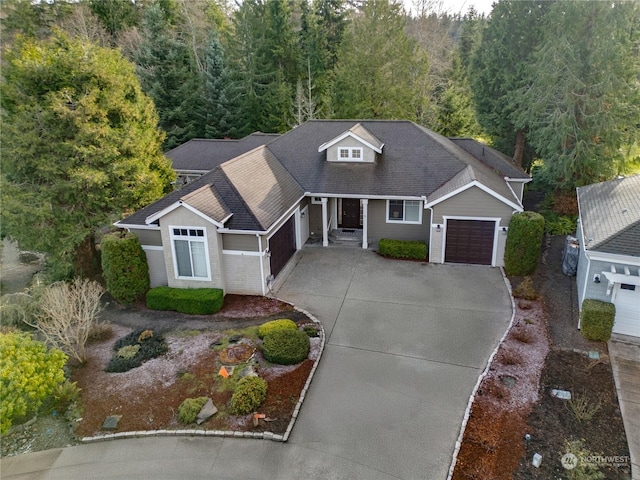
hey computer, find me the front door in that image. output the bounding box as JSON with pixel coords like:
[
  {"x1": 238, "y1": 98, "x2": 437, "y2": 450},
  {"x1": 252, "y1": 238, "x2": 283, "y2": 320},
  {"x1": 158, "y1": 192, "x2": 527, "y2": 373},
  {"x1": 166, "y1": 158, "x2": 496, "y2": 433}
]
[{"x1": 341, "y1": 199, "x2": 361, "y2": 229}]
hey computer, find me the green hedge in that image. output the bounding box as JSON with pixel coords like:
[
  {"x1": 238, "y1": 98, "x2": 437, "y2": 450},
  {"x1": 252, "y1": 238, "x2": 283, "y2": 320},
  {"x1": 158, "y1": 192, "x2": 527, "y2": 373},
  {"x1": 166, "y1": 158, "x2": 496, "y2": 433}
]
[
  {"x1": 101, "y1": 232, "x2": 150, "y2": 304},
  {"x1": 262, "y1": 329, "x2": 310, "y2": 365},
  {"x1": 378, "y1": 238, "x2": 427, "y2": 260},
  {"x1": 229, "y1": 376, "x2": 267, "y2": 415},
  {"x1": 580, "y1": 299, "x2": 615, "y2": 341},
  {"x1": 258, "y1": 319, "x2": 298, "y2": 339},
  {"x1": 146, "y1": 287, "x2": 224, "y2": 315},
  {"x1": 504, "y1": 212, "x2": 545, "y2": 276}
]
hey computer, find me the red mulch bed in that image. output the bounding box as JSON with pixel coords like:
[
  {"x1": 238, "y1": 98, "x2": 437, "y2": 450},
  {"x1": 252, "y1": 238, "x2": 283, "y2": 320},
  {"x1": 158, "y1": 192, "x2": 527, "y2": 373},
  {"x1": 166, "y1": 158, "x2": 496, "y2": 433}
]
[{"x1": 73, "y1": 296, "x2": 319, "y2": 438}]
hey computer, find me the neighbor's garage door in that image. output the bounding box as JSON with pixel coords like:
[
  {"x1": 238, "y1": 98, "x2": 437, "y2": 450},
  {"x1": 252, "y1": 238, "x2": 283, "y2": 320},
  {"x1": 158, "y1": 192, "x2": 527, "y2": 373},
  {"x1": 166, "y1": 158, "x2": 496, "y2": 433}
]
[
  {"x1": 445, "y1": 220, "x2": 495, "y2": 265},
  {"x1": 612, "y1": 284, "x2": 640, "y2": 337},
  {"x1": 269, "y1": 216, "x2": 296, "y2": 278}
]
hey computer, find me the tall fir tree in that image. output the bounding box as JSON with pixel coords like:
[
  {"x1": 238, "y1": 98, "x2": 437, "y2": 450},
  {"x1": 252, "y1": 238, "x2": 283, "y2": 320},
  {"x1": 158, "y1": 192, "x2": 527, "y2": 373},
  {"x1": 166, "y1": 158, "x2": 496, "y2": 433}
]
[
  {"x1": 512, "y1": 1, "x2": 640, "y2": 188},
  {"x1": 136, "y1": 3, "x2": 203, "y2": 149}
]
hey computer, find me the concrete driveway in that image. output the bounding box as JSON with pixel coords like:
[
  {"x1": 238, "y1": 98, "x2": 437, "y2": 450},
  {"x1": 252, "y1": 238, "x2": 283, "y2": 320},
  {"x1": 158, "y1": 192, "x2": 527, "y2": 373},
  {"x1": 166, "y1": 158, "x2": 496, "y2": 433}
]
[{"x1": 1, "y1": 247, "x2": 512, "y2": 480}]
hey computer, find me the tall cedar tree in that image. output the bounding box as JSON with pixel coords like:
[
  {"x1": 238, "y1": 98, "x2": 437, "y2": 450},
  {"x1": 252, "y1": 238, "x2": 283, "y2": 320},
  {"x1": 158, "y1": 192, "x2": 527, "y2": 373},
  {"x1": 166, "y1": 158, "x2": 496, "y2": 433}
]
[
  {"x1": 512, "y1": 1, "x2": 640, "y2": 188},
  {"x1": 331, "y1": 0, "x2": 429, "y2": 121},
  {"x1": 470, "y1": 0, "x2": 552, "y2": 169},
  {"x1": 0, "y1": 32, "x2": 174, "y2": 278},
  {"x1": 136, "y1": 3, "x2": 203, "y2": 149}
]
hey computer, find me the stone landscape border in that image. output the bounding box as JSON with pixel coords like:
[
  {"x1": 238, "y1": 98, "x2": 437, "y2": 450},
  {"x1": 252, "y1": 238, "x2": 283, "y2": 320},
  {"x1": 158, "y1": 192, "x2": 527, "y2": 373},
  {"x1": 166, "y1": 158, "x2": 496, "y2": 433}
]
[
  {"x1": 80, "y1": 303, "x2": 325, "y2": 444},
  {"x1": 446, "y1": 268, "x2": 517, "y2": 480}
]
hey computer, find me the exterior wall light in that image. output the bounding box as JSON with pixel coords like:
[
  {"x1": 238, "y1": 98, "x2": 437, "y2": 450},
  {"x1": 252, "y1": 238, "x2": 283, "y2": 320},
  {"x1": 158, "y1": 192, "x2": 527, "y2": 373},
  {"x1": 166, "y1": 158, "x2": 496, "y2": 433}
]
[{"x1": 436, "y1": 224, "x2": 441, "y2": 232}]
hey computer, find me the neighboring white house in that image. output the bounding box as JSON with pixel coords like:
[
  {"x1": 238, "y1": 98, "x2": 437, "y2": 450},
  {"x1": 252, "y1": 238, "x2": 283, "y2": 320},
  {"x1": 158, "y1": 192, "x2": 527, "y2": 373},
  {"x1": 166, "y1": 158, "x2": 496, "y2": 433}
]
[
  {"x1": 576, "y1": 175, "x2": 640, "y2": 338},
  {"x1": 116, "y1": 120, "x2": 530, "y2": 296}
]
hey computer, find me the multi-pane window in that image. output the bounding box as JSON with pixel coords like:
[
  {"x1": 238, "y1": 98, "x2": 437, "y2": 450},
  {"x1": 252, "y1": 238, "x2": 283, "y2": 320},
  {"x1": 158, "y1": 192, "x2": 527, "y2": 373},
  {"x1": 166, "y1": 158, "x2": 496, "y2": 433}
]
[
  {"x1": 387, "y1": 200, "x2": 421, "y2": 223},
  {"x1": 337, "y1": 147, "x2": 363, "y2": 161},
  {"x1": 171, "y1": 228, "x2": 209, "y2": 279}
]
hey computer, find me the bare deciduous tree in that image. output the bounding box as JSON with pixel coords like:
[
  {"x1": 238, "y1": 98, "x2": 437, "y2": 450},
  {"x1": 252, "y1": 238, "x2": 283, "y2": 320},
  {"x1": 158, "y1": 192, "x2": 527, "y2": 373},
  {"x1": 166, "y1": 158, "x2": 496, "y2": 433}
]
[{"x1": 23, "y1": 278, "x2": 104, "y2": 365}]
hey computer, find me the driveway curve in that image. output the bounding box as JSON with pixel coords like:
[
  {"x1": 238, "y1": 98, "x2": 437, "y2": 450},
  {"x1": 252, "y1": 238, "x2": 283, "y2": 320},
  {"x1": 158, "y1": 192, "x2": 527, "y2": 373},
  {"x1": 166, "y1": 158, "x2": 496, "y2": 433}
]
[{"x1": 1, "y1": 247, "x2": 512, "y2": 480}]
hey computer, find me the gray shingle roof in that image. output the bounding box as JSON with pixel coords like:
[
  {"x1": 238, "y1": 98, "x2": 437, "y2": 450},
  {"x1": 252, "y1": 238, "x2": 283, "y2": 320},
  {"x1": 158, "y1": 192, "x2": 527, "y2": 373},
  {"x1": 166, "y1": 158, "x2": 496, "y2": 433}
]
[
  {"x1": 577, "y1": 175, "x2": 640, "y2": 257},
  {"x1": 119, "y1": 120, "x2": 529, "y2": 232},
  {"x1": 449, "y1": 138, "x2": 529, "y2": 179},
  {"x1": 166, "y1": 132, "x2": 280, "y2": 172}
]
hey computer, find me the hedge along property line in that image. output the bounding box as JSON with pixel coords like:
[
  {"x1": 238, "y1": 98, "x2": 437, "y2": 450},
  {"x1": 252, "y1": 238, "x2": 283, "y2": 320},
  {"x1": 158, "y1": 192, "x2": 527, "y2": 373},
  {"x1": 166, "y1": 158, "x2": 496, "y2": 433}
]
[
  {"x1": 146, "y1": 287, "x2": 224, "y2": 315},
  {"x1": 446, "y1": 267, "x2": 518, "y2": 480},
  {"x1": 79, "y1": 303, "x2": 326, "y2": 444},
  {"x1": 378, "y1": 238, "x2": 427, "y2": 260},
  {"x1": 504, "y1": 211, "x2": 545, "y2": 276},
  {"x1": 580, "y1": 299, "x2": 615, "y2": 341}
]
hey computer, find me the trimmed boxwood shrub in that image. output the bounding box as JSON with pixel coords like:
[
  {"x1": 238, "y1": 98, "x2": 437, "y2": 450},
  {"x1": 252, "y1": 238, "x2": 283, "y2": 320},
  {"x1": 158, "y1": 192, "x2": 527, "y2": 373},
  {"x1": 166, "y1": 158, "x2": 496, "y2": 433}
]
[
  {"x1": 101, "y1": 232, "x2": 150, "y2": 305},
  {"x1": 580, "y1": 299, "x2": 615, "y2": 341},
  {"x1": 262, "y1": 329, "x2": 310, "y2": 365},
  {"x1": 229, "y1": 376, "x2": 267, "y2": 415},
  {"x1": 105, "y1": 328, "x2": 168, "y2": 372},
  {"x1": 258, "y1": 319, "x2": 298, "y2": 339},
  {"x1": 504, "y1": 212, "x2": 545, "y2": 276},
  {"x1": 378, "y1": 238, "x2": 427, "y2": 260},
  {"x1": 178, "y1": 396, "x2": 209, "y2": 424},
  {"x1": 146, "y1": 287, "x2": 224, "y2": 315}
]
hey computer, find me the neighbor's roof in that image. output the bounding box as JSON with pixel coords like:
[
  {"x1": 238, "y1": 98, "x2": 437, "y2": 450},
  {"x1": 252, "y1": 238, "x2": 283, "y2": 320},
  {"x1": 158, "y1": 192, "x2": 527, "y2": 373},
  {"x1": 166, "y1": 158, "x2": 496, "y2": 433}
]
[
  {"x1": 166, "y1": 132, "x2": 280, "y2": 172},
  {"x1": 577, "y1": 175, "x2": 640, "y2": 257}
]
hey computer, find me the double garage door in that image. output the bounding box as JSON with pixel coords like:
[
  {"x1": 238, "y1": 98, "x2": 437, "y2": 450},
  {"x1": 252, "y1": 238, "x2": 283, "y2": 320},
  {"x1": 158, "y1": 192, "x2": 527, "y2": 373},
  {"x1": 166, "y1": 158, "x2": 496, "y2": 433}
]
[
  {"x1": 445, "y1": 219, "x2": 495, "y2": 265},
  {"x1": 269, "y1": 216, "x2": 296, "y2": 278}
]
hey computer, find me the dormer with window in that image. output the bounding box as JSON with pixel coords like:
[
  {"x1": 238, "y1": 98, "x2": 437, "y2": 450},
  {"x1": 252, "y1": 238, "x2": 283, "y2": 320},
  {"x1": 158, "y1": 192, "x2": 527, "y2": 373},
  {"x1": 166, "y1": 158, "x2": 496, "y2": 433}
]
[{"x1": 318, "y1": 123, "x2": 384, "y2": 163}]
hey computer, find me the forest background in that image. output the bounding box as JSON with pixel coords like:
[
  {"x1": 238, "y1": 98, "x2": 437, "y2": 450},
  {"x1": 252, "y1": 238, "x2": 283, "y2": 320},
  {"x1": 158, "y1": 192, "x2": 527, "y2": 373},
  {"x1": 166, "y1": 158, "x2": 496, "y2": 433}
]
[{"x1": 1, "y1": 0, "x2": 639, "y2": 276}]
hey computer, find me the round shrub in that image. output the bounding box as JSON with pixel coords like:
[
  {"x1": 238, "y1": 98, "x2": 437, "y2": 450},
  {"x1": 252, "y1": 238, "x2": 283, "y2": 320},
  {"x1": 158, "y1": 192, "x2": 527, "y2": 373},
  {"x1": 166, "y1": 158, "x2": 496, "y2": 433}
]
[
  {"x1": 257, "y1": 319, "x2": 298, "y2": 339},
  {"x1": 101, "y1": 232, "x2": 150, "y2": 305},
  {"x1": 178, "y1": 397, "x2": 209, "y2": 424},
  {"x1": 229, "y1": 376, "x2": 267, "y2": 415},
  {"x1": 262, "y1": 329, "x2": 310, "y2": 365}
]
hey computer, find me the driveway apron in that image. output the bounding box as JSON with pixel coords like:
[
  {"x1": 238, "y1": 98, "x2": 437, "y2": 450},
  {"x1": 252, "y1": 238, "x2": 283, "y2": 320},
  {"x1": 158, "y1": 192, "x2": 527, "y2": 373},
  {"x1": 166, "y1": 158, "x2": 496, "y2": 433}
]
[{"x1": 0, "y1": 246, "x2": 512, "y2": 480}]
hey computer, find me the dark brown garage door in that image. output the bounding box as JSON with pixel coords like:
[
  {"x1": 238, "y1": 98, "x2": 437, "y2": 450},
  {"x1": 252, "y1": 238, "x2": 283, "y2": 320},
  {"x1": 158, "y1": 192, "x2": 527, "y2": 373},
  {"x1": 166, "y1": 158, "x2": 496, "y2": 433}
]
[
  {"x1": 445, "y1": 220, "x2": 495, "y2": 265},
  {"x1": 269, "y1": 216, "x2": 296, "y2": 278}
]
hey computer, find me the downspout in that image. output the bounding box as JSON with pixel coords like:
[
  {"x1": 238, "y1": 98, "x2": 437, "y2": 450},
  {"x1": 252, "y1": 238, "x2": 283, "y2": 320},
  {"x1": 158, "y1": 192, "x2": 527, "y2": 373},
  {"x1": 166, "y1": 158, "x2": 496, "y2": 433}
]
[{"x1": 257, "y1": 233, "x2": 267, "y2": 296}]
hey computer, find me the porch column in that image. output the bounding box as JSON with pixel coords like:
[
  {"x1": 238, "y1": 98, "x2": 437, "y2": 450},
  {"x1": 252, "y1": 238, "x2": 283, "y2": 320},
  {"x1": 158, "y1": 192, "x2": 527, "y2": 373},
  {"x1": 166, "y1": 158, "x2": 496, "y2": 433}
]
[
  {"x1": 361, "y1": 199, "x2": 368, "y2": 249},
  {"x1": 321, "y1": 197, "x2": 329, "y2": 247}
]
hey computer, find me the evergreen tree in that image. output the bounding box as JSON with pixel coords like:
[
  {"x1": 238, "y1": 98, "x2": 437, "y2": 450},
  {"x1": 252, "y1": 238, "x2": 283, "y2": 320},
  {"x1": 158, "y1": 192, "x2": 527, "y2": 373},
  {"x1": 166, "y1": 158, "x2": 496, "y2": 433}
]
[
  {"x1": 513, "y1": 1, "x2": 640, "y2": 188},
  {"x1": 202, "y1": 32, "x2": 231, "y2": 138},
  {"x1": 136, "y1": 3, "x2": 203, "y2": 149},
  {"x1": 470, "y1": 0, "x2": 551, "y2": 168},
  {"x1": 0, "y1": 32, "x2": 174, "y2": 278},
  {"x1": 331, "y1": 0, "x2": 429, "y2": 121}
]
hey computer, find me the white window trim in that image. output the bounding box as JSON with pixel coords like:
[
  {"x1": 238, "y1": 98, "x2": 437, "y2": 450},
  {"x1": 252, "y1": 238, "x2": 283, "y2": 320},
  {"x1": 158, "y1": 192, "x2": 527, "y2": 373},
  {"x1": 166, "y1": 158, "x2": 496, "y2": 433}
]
[
  {"x1": 311, "y1": 196, "x2": 323, "y2": 205},
  {"x1": 337, "y1": 147, "x2": 363, "y2": 162},
  {"x1": 386, "y1": 200, "x2": 423, "y2": 224},
  {"x1": 169, "y1": 226, "x2": 211, "y2": 281}
]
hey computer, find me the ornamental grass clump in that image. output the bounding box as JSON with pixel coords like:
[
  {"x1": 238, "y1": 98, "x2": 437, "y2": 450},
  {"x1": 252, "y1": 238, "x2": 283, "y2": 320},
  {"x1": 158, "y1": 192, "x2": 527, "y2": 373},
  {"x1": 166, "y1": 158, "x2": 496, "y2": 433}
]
[
  {"x1": 262, "y1": 328, "x2": 310, "y2": 365},
  {"x1": 257, "y1": 319, "x2": 298, "y2": 339},
  {"x1": 229, "y1": 377, "x2": 267, "y2": 415}
]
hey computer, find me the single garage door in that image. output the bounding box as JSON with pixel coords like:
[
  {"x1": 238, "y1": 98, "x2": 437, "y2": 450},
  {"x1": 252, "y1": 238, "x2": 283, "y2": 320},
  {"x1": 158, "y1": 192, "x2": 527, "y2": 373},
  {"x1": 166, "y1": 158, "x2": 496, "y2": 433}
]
[
  {"x1": 445, "y1": 219, "x2": 495, "y2": 265},
  {"x1": 612, "y1": 284, "x2": 640, "y2": 337},
  {"x1": 269, "y1": 216, "x2": 296, "y2": 278}
]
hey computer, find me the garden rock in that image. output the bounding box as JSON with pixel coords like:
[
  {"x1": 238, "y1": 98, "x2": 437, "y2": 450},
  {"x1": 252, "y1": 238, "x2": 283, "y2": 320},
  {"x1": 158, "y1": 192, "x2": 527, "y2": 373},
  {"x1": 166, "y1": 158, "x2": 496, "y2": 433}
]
[{"x1": 196, "y1": 398, "x2": 217, "y2": 425}]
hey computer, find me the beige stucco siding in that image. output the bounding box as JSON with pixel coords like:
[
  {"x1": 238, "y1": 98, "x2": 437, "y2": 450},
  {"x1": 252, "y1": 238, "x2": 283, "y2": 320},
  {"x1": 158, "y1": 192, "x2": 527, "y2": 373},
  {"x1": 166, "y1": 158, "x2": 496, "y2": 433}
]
[
  {"x1": 159, "y1": 207, "x2": 225, "y2": 290},
  {"x1": 327, "y1": 138, "x2": 376, "y2": 163},
  {"x1": 366, "y1": 199, "x2": 430, "y2": 243},
  {"x1": 222, "y1": 253, "x2": 264, "y2": 295},
  {"x1": 432, "y1": 186, "x2": 514, "y2": 225},
  {"x1": 222, "y1": 234, "x2": 260, "y2": 252},
  {"x1": 142, "y1": 247, "x2": 168, "y2": 287}
]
